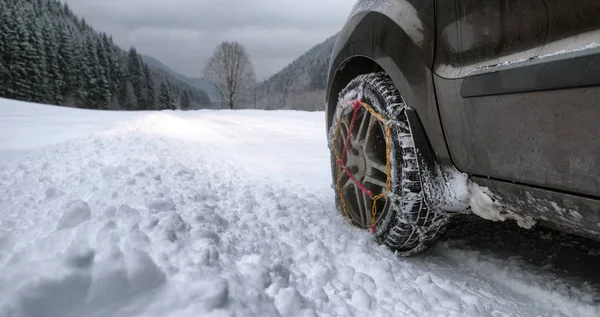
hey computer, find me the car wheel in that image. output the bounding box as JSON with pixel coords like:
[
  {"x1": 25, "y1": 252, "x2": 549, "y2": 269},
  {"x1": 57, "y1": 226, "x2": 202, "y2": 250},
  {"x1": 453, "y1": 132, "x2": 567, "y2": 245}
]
[{"x1": 328, "y1": 72, "x2": 449, "y2": 256}]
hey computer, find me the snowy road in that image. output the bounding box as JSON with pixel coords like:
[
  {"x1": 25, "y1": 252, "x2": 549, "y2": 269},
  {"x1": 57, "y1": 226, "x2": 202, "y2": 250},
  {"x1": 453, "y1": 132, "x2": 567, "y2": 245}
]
[{"x1": 1, "y1": 99, "x2": 599, "y2": 317}]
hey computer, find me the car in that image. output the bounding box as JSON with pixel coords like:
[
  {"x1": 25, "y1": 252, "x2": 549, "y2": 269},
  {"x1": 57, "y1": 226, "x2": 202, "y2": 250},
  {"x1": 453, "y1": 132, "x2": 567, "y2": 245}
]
[{"x1": 326, "y1": 0, "x2": 600, "y2": 256}]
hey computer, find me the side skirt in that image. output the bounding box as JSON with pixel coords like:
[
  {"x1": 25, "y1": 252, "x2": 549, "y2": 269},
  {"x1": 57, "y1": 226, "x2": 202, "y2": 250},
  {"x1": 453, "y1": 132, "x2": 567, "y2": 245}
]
[{"x1": 471, "y1": 176, "x2": 600, "y2": 240}]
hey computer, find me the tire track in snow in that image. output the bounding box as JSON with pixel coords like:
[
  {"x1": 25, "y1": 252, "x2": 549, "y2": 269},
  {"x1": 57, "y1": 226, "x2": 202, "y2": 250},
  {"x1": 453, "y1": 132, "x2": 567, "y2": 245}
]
[{"x1": 157, "y1": 114, "x2": 600, "y2": 316}]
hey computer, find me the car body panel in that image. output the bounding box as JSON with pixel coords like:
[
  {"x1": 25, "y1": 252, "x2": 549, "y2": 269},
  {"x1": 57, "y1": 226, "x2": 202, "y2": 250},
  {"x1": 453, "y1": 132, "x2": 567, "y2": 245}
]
[{"x1": 433, "y1": 0, "x2": 600, "y2": 198}]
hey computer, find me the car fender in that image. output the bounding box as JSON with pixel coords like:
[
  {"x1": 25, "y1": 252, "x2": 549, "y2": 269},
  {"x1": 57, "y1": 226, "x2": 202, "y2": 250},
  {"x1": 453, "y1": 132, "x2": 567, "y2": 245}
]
[{"x1": 326, "y1": 0, "x2": 449, "y2": 163}]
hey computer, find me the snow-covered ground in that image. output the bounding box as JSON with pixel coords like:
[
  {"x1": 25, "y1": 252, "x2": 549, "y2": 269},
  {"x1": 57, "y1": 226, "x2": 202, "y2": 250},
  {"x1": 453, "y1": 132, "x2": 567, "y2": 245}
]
[{"x1": 1, "y1": 98, "x2": 599, "y2": 317}]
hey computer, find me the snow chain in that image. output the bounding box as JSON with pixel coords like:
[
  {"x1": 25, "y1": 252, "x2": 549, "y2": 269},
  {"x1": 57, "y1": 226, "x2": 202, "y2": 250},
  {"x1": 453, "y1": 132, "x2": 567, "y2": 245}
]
[{"x1": 333, "y1": 97, "x2": 394, "y2": 233}]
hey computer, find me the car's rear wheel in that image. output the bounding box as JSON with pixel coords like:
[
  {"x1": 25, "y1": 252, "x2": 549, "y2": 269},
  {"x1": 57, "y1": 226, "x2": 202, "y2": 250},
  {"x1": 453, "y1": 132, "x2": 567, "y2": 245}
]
[{"x1": 328, "y1": 72, "x2": 449, "y2": 256}]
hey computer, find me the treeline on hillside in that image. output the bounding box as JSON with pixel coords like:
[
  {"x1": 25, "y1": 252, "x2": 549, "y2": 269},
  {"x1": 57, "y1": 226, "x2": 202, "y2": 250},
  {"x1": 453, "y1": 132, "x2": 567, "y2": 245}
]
[
  {"x1": 0, "y1": 0, "x2": 210, "y2": 110},
  {"x1": 257, "y1": 34, "x2": 337, "y2": 111}
]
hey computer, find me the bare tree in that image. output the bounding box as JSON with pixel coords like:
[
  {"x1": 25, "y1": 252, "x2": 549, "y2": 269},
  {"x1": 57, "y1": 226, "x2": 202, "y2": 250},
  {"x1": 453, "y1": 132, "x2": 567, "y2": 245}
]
[{"x1": 203, "y1": 41, "x2": 256, "y2": 110}]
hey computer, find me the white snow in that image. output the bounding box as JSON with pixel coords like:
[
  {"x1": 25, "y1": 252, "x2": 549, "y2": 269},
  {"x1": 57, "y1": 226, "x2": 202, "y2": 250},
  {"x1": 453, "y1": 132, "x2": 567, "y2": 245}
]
[
  {"x1": 56, "y1": 200, "x2": 92, "y2": 230},
  {"x1": 1, "y1": 98, "x2": 599, "y2": 317},
  {"x1": 469, "y1": 183, "x2": 536, "y2": 229},
  {"x1": 422, "y1": 165, "x2": 471, "y2": 213},
  {"x1": 537, "y1": 42, "x2": 600, "y2": 59}
]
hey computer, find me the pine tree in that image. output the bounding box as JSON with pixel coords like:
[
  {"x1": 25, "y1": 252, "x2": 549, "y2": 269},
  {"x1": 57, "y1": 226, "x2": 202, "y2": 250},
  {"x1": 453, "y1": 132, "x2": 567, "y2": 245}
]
[
  {"x1": 127, "y1": 47, "x2": 143, "y2": 109},
  {"x1": 78, "y1": 17, "x2": 88, "y2": 31},
  {"x1": 0, "y1": 3, "x2": 8, "y2": 97},
  {"x1": 33, "y1": 0, "x2": 46, "y2": 16},
  {"x1": 167, "y1": 81, "x2": 176, "y2": 110},
  {"x1": 57, "y1": 27, "x2": 76, "y2": 99},
  {"x1": 100, "y1": 34, "x2": 114, "y2": 88},
  {"x1": 116, "y1": 56, "x2": 130, "y2": 109},
  {"x1": 0, "y1": 7, "x2": 19, "y2": 99},
  {"x1": 8, "y1": 11, "x2": 34, "y2": 101},
  {"x1": 74, "y1": 37, "x2": 93, "y2": 107},
  {"x1": 108, "y1": 43, "x2": 126, "y2": 108},
  {"x1": 46, "y1": 0, "x2": 62, "y2": 17},
  {"x1": 27, "y1": 19, "x2": 47, "y2": 103},
  {"x1": 142, "y1": 63, "x2": 155, "y2": 109},
  {"x1": 180, "y1": 90, "x2": 191, "y2": 110},
  {"x1": 42, "y1": 23, "x2": 63, "y2": 104},
  {"x1": 95, "y1": 38, "x2": 112, "y2": 109},
  {"x1": 157, "y1": 81, "x2": 171, "y2": 110},
  {"x1": 62, "y1": 2, "x2": 72, "y2": 16}
]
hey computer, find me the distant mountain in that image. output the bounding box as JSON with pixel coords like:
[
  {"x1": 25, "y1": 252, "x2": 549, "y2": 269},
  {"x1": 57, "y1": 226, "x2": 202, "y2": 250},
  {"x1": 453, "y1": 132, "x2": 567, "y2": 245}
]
[
  {"x1": 142, "y1": 55, "x2": 220, "y2": 102},
  {"x1": 0, "y1": 0, "x2": 209, "y2": 110},
  {"x1": 142, "y1": 55, "x2": 188, "y2": 83},
  {"x1": 143, "y1": 33, "x2": 337, "y2": 111},
  {"x1": 258, "y1": 34, "x2": 337, "y2": 111},
  {"x1": 185, "y1": 77, "x2": 220, "y2": 102}
]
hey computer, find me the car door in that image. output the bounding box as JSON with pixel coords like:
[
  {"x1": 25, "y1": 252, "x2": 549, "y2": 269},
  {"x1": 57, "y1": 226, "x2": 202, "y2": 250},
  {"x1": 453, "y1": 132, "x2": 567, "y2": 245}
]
[{"x1": 433, "y1": 0, "x2": 600, "y2": 197}]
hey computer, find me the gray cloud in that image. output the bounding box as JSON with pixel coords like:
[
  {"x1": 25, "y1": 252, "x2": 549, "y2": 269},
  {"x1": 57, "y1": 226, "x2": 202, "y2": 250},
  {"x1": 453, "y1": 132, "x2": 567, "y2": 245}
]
[{"x1": 63, "y1": 0, "x2": 355, "y2": 80}]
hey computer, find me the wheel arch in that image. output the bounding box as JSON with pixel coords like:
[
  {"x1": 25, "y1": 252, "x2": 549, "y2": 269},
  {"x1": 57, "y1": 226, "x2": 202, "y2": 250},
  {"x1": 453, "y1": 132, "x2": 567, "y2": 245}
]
[
  {"x1": 326, "y1": 55, "x2": 382, "y2": 130},
  {"x1": 325, "y1": 8, "x2": 450, "y2": 162}
]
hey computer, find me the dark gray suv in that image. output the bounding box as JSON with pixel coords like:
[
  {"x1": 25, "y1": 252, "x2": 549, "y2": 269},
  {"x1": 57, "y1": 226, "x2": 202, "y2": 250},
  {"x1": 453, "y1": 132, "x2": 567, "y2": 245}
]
[{"x1": 326, "y1": 0, "x2": 600, "y2": 255}]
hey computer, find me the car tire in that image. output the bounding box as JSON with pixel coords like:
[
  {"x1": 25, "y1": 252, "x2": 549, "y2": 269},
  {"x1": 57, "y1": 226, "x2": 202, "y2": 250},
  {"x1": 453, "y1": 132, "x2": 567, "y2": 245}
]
[{"x1": 328, "y1": 72, "x2": 449, "y2": 256}]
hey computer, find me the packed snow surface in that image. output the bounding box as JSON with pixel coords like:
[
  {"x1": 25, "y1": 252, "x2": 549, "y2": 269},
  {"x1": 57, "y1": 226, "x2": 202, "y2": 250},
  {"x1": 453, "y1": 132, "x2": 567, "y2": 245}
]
[{"x1": 1, "y1": 98, "x2": 599, "y2": 317}]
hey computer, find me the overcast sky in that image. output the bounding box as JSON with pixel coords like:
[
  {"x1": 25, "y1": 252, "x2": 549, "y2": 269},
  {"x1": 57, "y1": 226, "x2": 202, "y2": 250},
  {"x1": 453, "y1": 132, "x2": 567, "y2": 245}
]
[{"x1": 62, "y1": 0, "x2": 355, "y2": 80}]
